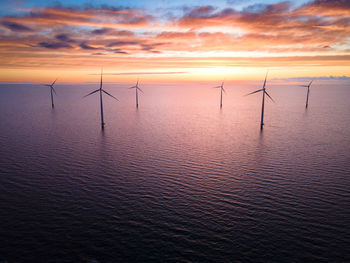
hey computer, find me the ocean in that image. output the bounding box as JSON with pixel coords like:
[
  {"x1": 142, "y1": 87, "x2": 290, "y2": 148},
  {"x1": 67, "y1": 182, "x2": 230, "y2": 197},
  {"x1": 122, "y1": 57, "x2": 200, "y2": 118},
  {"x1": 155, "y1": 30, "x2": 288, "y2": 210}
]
[{"x1": 0, "y1": 80, "x2": 349, "y2": 262}]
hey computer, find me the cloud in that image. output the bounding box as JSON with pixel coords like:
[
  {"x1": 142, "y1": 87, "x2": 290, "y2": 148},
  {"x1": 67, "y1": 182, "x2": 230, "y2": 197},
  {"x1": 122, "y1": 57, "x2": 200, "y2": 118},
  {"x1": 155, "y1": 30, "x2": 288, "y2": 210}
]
[
  {"x1": 2, "y1": 1, "x2": 347, "y2": 56},
  {"x1": 79, "y1": 42, "x2": 99, "y2": 50},
  {"x1": 55, "y1": 34, "x2": 75, "y2": 43},
  {"x1": 114, "y1": 50, "x2": 128, "y2": 54},
  {"x1": 1, "y1": 20, "x2": 33, "y2": 31},
  {"x1": 248, "y1": 1, "x2": 349, "y2": 34},
  {"x1": 114, "y1": 30, "x2": 135, "y2": 36},
  {"x1": 106, "y1": 41, "x2": 140, "y2": 47},
  {"x1": 171, "y1": 0, "x2": 350, "y2": 53},
  {"x1": 4, "y1": 6, "x2": 154, "y2": 28},
  {"x1": 79, "y1": 42, "x2": 128, "y2": 53},
  {"x1": 38, "y1": 42, "x2": 73, "y2": 49},
  {"x1": 141, "y1": 44, "x2": 158, "y2": 51},
  {"x1": 299, "y1": 0, "x2": 350, "y2": 15},
  {"x1": 91, "y1": 27, "x2": 112, "y2": 35},
  {"x1": 183, "y1": 5, "x2": 216, "y2": 18},
  {"x1": 104, "y1": 40, "x2": 165, "y2": 53},
  {"x1": 156, "y1": 31, "x2": 196, "y2": 39},
  {"x1": 90, "y1": 28, "x2": 135, "y2": 37},
  {"x1": 178, "y1": 2, "x2": 292, "y2": 28}
]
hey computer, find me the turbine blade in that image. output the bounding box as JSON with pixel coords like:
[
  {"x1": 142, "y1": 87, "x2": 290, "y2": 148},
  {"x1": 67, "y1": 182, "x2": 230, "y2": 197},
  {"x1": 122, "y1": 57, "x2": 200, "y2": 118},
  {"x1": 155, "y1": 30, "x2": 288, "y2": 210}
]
[
  {"x1": 52, "y1": 78, "x2": 57, "y2": 86},
  {"x1": 263, "y1": 71, "x2": 268, "y2": 89},
  {"x1": 222, "y1": 87, "x2": 226, "y2": 93},
  {"x1": 83, "y1": 89, "x2": 99, "y2": 98},
  {"x1": 102, "y1": 89, "x2": 119, "y2": 101},
  {"x1": 265, "y1": 91, "x2": 275, "y2": 102},
  {"x1": 129, "y1": 86, "x2": 137, "y2": 89},
  {"x1": 43, "y1": 84, "x2": 51, "y2": 87},
  {"x1": 299, "y1": 85, "x2": 309, "y2": 87},
  {"x1": 137, "y1": 87, "x2": 144, "y2": 93},
  {"x1": 245, "y1": 89, "x2": 263, "y2": 96},
  {"x1": 51, "y1": 87, "x2": 57, "y2": 95},
  {"x1": 100, "y1": 69, "x2": 103, "y2": 89},
  {"x1": 212, "y1": 86, "x2": 221, "y2": 89},
  {"x1": 309, "y1": 80, "x2": 313, "y2": 86}
]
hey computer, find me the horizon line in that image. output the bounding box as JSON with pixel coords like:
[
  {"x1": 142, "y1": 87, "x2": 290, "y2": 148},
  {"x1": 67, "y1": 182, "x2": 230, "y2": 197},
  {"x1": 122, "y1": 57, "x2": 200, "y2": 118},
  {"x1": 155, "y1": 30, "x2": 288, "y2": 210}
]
[
  {"x1": 1, "y1": 76, "x2": 350, "y2": 85},
  {"x1": 88, "y1": 72, "x2": 189, "y2": 76}
]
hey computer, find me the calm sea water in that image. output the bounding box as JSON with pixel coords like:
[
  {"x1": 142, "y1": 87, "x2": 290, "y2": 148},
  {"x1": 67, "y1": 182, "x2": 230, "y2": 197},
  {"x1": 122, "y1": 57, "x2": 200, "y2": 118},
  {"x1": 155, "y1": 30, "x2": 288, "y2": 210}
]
[{"x1": 0, "y1": 81, "x2": 349, "y2": 262}]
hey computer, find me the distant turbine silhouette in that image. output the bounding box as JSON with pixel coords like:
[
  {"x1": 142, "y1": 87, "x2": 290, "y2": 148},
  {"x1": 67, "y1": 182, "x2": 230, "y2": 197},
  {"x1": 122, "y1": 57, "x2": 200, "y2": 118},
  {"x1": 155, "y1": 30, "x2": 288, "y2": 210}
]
[
  {"x1": 84, "y1": 69, "x2": 118, "y2": 129},
  {"x1": 43, "y1": 79, "x2": 57, "y2": 108},
  {"x1": 245, "y1": 72, "x2": 275, "y2": 129},
  {"x1": 213, "y1": 81, "x2": 225, "y2": 107},
  {"x1": 129, "y1": 79, "x2": 143, "y2": 108},
  {"x1": 300, "y1": 80, "x2": 313, "y2": 108}
]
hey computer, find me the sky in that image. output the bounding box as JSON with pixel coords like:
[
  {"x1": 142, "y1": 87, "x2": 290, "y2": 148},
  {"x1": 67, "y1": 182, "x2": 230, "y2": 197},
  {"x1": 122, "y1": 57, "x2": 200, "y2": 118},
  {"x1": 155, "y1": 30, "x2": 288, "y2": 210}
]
[{"x1": 0, "y1": 0, "x2": 349, "y2": 83}]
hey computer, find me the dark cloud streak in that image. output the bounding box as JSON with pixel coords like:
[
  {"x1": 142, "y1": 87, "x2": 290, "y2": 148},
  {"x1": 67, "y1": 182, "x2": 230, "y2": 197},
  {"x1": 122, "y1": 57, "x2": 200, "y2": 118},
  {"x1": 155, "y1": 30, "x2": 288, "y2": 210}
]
[
  {"x1": 55, "y1": 34, "x2": 75, "y2": 43},
  {"x1": 79, "y1": 42, "x2": 99, "y2": 50},
  {"x1": 106, "y1": 41, "x2": 140, "y2": 47},
  {"x1": 91, "y1": 27, "x2": 112, "y2": 35},
  {"x1": 1, "y1": 21, "x2": 33, "y2": 32},
  {"x1": 38, "y1": 41, "x2": 73, "y2": 49}
]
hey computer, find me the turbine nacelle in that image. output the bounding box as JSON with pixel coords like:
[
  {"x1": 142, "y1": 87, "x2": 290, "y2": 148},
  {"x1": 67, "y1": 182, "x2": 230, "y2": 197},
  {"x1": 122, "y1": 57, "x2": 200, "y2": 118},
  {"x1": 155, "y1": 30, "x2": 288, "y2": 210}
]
[
  {"x1": 129, "y1": 79, "x2": 144, "y2": 93},
  {"x1": 83, "y1": 89, "x2": 119, "y2": 101},
  {"x1": 43, "y1": 78, "x2": 57, "y2": 94},
  {"x1": 299, "y1": 80, "x2": 313, "y2": 88},
  {"x1": 245, "y1": 72, "x2": 274, "y2": 102},
  {"x1": 83, "y1": 71, "x2": 119, "y2": 101},
  {"x1": 213, "y1": 81, "x2": 226, "y2": 93},
  {"x1": 245, "y1": 89, "x2": 275, "y2": 102}
]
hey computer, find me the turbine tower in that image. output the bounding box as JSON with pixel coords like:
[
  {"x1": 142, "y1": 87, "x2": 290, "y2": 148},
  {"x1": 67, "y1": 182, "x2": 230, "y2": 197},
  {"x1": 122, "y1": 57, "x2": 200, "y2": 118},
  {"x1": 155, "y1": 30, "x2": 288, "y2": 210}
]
[
  {"x1": 213, "y1": 81, "x2": 225, "y2": 107},
  {"x1": 84, "y1": 69, "x2": 118, "y2": 129},
  {"x1": 129, "y1": 79, "x2": 143, "y2": 108},
  {"x1": 43, "y1": 79, "x2": 57, "y2": 108},
  {"x1": 300, "y1": 80, "x2": 313, "y2": 108},
  {"x1": 245, "y1": 72, "x2": 274, "y2": 129}
]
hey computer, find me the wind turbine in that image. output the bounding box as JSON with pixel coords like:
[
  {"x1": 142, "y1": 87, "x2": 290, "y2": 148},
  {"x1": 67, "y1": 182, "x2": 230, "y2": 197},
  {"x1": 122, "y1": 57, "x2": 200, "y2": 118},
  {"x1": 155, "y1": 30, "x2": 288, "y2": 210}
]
[
  {"x1": 213, "y1": 81, "x2": 225, "y2": 107},
  {"x1": 129, "y1": 79, "x2": 143, "y2": 108},
  {"x1": 245, "y1": 72, "x2": 275, "y2": 129},
  {"x1": 43, "y1": 79, "x2": 57, "y2": 108},
  {"x1": 84, "y1": 69, "x2": 118, "y2": 129},
  {"x1": 300, "y1": 80, "x2": 313, "y2": 108}
]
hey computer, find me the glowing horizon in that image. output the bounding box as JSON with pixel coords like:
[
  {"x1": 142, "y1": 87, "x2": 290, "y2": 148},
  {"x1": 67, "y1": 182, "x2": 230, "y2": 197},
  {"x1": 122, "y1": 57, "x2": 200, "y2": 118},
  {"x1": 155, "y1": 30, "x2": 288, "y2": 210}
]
[{"x1": 0, "y1": 0, "x2": 349, "y2": 83}]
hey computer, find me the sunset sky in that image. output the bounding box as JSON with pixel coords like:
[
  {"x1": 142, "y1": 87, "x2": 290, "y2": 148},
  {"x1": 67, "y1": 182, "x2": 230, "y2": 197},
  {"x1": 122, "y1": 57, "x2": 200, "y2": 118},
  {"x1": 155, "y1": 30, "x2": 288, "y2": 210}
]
[{"x1": 0, "y1": 0, "x2": 349, "y2": 83}]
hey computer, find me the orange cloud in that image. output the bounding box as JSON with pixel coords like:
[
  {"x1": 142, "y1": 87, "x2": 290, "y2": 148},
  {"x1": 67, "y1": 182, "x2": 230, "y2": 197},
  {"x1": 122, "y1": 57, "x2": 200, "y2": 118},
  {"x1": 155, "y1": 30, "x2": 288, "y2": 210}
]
[{"x1": 1, "y1": 6, "x2": 154, "y2": 30}]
